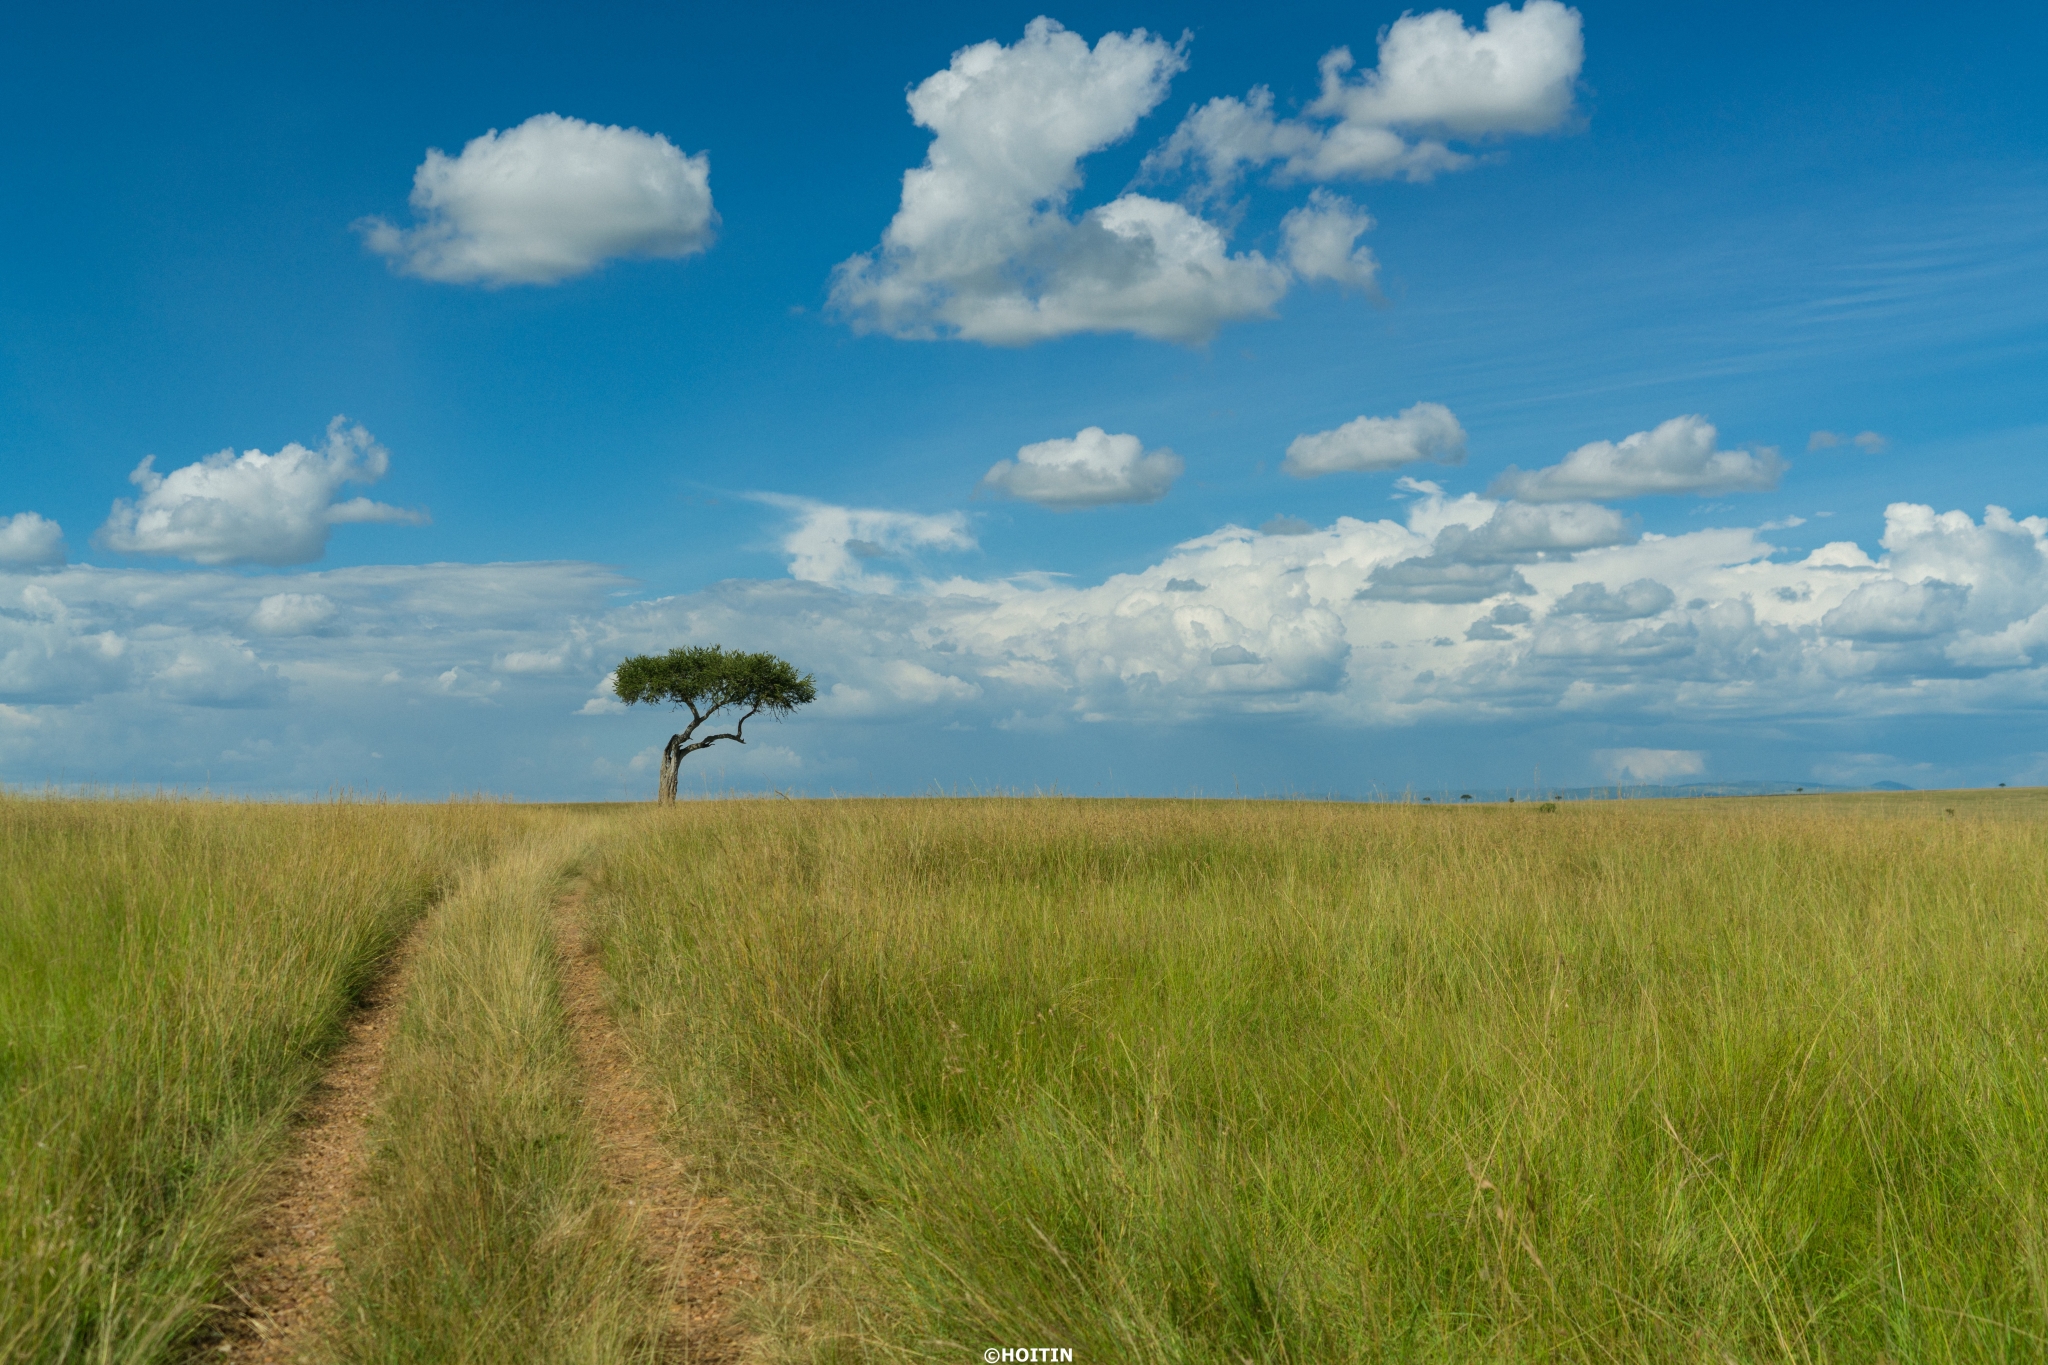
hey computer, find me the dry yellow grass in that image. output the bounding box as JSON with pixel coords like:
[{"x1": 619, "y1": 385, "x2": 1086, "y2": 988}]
[
  {"x1": 9, "y1": 790, "x2": 2045, "y2": 1362},
  {"x1": 588, "y1": 792, "x2": 2048, "y2": 1362}
]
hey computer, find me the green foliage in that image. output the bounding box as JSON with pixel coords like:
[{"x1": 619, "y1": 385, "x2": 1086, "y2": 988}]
[{"x1": 612, "y1": 645, "x2": 816, "y2": 719}]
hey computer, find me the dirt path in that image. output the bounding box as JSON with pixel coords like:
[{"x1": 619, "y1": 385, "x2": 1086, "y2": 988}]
[
  {"x1": 555, "y1": 883, "x2": 757, "y2": 1362},
  {"x1": 213, "y1": 918, "x2": 429, "y2": 1362}
]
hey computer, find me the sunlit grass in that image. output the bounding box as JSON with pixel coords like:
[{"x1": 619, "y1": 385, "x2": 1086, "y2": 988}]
[
  {"x1": 590, "y1": 793, "x2": 2048, "y2": 1362},
  {"x1": 10, "y1": 789, "x2": 2043, "y2": 1361},
  {"x1": 0, "y1": 796, "x2": 528, "y2": 1363},
  {"x1": 328, "y1": 829, "x2": 660, "y2": 1363}
]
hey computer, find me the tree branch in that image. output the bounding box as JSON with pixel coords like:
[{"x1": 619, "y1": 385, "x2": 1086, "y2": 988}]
[
  {"x1": 679, "y1": 735, "x2": 739, "y2": 757},
  {"x1": 673, "y1": 705, "x2": 762, "y2": 761}
]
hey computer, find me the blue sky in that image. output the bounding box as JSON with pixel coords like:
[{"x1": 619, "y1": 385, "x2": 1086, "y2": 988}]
[{"x1": 2, "y1": 0, "x2": 2045, "y2": 798}]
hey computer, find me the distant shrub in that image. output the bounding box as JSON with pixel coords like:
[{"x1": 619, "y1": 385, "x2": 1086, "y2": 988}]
[{"x1": 1538, "y1": 801, "x2": 1559, "y2": 812}]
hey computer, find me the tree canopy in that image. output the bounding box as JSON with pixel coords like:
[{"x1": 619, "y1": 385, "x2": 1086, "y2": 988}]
[
  {"x1": 614, "y1": 645, "x2": 816, "y2": 716},
  {"x1": 612, "y1": 645, "x2": 817, "y2": 802}
]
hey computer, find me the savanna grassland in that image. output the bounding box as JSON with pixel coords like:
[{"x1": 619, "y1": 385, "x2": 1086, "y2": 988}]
[
  {"x1": 4, "y1": 790, "x2": 2045, "y2": 1363},
  {"x1": 0, "y1": 796, "x2": 543, "y2": 1361}
]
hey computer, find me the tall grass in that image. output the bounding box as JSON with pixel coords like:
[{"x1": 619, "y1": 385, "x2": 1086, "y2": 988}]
[
  {"x1": 0, "y1": 796, "x2": 524, "y2": 1364},
  {"x1": 590, "y1": 794, "x2": 2048, "y2": 1362},
  {"x1": 328, "y1": 831, "x2": 660, "y2": 1363}
]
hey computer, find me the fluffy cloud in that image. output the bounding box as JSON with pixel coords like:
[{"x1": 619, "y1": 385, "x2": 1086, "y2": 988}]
[
  {"x1": 358, "y1": 113, "x2": 716, "y2": 286},
  {"x1": 1149, "y1": 1, "x2": 1583, "y2": 192},
  {"x1": 5, "y1": 492, "x2": 2047, "y2": 797},
  {"x1": 1821, "y1": 579, "x2": 1968, "y2": 643},
  {"x1": 619, "y1": 492, "x2": 2048, "y2": 732},
  {"x1": 151, "y1": 638, "x2": 285, "y2": 708},
  {"x1": 753, "y1": 495, "x2": 976, "y2": 593},
  {"x1": 829, "y1": 19, "x2": 1290, "y2": 344},
  {"x1": 249, "y1": 592, "x2": 337, "y2": 636},
  {"x1": 1489, "y1": 415, "x2": 1786, "y2": 502},
  {"x1": 1881, "y1": 502, "x2": 2048, "y2": 633},
  {"x1": 1436, "y1": 501, "x2": 1634, "y2": 562},
  {"x1": 0, "y1": 513, "x2": 65, "y2": 567},
  {"x1": 1, "y1": 560, "x2": 615, "y2": 713},
  {"x1": 1553, "y1": 578, "x2": 1676, "y2": 620},
  {"x1": 96, "y1": 418, "x2": 426, "y2": 566},
  {"x1": 0, "y1": 583, "x2": 130, "y2": 704},
  {"x1": 1359, "y1": 498, "x2": 1630, "y2": 602},
  {"x1": 1465, "y1": 600, "x2": 1532, "y2": 640},
  {"x1": 1279, "y1": 190, "x2": 1381, "y2": 288},
  {"x1": 1285, "y1": 401, "x2": 1466, "y2": 476},
  {"x1": 981, "y1": 427, "x2": 1183, "y2": 508}
]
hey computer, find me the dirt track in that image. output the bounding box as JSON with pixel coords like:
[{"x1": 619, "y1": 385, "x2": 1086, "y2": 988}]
[
  {"x1": 215, "y1": 921, "x2": 427, "y2": 1362},
  {"x1": 555, "y1": 883, "x2": 757, "y2": 1362},
  {"x1": 213, "y1": 876, "x2": 752, "y2": 1361}
]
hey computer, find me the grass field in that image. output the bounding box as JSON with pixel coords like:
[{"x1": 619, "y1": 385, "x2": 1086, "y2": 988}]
[
  {"x1": 589, "y1": 792, "x2": 2048, "y2": 1362},
  {"x1": 0, "y1": 797, "x2": 534, "y2": 1362},
  {"x1": 4, "y1": 789, "x2": 2045, "y2": 1362}
]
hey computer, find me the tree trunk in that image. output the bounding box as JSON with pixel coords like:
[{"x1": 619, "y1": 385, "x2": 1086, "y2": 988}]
[{"x1": 657, "y1": 737, "x2": 681, "y2": 804}]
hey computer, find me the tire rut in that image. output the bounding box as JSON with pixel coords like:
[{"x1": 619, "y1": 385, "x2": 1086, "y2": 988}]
[
  {"x1": 555, "y1": 882, "x2": 757, "y2": 1363},
  {"x1": 213, "y1": 915, "x2": 430, "y2": 1362}
]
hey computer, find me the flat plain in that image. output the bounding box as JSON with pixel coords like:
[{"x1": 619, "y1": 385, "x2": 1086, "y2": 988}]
[{"x1": 4, "y1": 789, "x2": 2044, "y2": 1362}]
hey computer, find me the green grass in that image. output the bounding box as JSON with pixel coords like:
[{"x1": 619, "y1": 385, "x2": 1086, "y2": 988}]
[
  {"x1": 328, "y1": 828, "x2": 660, "y2": 1364},
  {"x1": 0, "y1": 796, "x2": 525, "y2": 1363},
  {"x1": 9, "y1": 791, "x2": 2045, "y2": 1362},
  {"x1": 588, "y1": 795, "x2": 2048, "y2": 1363}
]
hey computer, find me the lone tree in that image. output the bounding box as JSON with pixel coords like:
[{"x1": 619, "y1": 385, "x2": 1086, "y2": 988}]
[{"x1": 613, "y1": 645, "x2": 817, "y2": 803}]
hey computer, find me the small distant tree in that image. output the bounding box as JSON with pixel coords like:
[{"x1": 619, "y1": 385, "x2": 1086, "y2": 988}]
[{"x1": 613, "y1": 645, "x2": 817, "y2": 803}]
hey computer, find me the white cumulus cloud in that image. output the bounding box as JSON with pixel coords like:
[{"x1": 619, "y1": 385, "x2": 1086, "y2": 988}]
[
  {"x1": 828, "y1": 19, "x2": 1290, "y2": 345},
  {"x1": 1552, "y1": 578, "x2": 1676, "y2": 620},
  {"x1": 152, "y1": 638, "x2": 285, "y2": 708},
  {"x1": 1285, "y1": 401, "x2": 1467, "y2": 476},
  {"x1": 0, "y1": 513, "x2": 65, "y2": 567},
  {"x1": 248, "y1": 592, "x2": 337, "y2": 636},
  {"x1": 1279, "y1": 190, "x2": 1381, "y2": 288},
  {"x1": 5, "y1": 492, "x2": 2048, "y2": 796},
  {"x1": 981, "y1": 427, "x2": 1183, "y2": 508},
  {"x1": 1358, "y1": 498, "x2": 1632, "y2": 603},
  {"x1": 1821, "y1": 579, "x2": 1969, "y2": 643},
  {"x1": 1489, "y1": 415, "x2": 1785, "y2": 502},
  {"x1": 1881, "y1": 502, "x2": 2048, "y2": 632},
  {"x1": 97, "y1": 417, "x2": 427, "y2": 566},
  {"x1": 357, "y1": 113, "x2": 716, "y2": 286},
  {"x1": 1148, "y1": 1, "x2": 1584, "y2": 192}
]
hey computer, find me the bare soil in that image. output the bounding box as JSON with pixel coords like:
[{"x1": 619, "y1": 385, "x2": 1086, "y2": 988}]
[
  {"x1": 556, "y1": 883, "x2": 757, "y2": 1363},
  {"x1": 212, "y1": 919, "x2": 429, "y2": 1362}
]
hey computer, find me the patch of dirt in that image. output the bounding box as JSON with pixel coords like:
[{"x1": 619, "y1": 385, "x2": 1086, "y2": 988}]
[
  {"x1": 212, "y1": 917, "x2": 429, "y2": 1362},
  {"x1": 556, "y1": 884, "x2": 758, "y2": 1363}
]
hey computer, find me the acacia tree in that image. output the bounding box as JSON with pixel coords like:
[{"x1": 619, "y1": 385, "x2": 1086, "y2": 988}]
[{"x1": 613, "y1": 645, "x2": 817, "y2": 803}]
